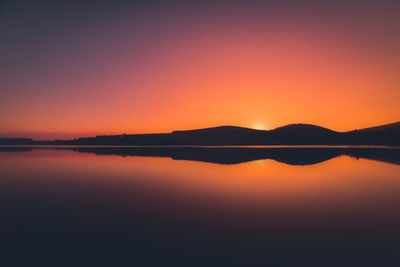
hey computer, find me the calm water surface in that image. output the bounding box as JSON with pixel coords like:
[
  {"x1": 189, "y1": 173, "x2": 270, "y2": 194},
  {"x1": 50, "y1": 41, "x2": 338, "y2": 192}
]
[{"x1": 1, "y1": 147, "x2": 399, "y2": 266}]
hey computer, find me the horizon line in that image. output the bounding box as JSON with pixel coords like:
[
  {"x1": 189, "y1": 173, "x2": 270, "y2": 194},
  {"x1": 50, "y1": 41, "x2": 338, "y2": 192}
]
[{"x1": 1, "y1": 120, "x2": 399, "y2": 141}]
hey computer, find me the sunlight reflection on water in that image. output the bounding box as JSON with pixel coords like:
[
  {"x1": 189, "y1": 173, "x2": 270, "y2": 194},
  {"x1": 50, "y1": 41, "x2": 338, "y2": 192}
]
[{"x1": 0, "y1": 147, "x2": 399, "y2": 266}]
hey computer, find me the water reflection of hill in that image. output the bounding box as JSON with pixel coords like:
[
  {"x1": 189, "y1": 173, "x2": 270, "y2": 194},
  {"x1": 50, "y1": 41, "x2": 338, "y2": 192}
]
[
  {"x1": 1, "y1": 146, "x2": 399, "y2": 166},
  {"x1": 67, "y1": 147, "x2": 400, "y2": 166}
]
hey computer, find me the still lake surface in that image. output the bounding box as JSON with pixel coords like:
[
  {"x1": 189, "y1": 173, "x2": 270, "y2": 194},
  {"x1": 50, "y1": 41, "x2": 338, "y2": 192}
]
[{"x1": 1, "y1": 146, "x2": 399, "y2": 266}]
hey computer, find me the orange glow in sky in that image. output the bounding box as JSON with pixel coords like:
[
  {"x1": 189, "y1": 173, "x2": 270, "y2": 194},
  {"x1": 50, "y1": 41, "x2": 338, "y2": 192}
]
[{"x1": 1, "y1": 3, "x2": 399, "y2": 139}]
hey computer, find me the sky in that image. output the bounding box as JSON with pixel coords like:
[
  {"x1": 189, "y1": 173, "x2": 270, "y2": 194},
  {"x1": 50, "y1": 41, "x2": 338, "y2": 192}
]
[{"x1": 1, "y1": 0, "x2": 399, "y2": 139}]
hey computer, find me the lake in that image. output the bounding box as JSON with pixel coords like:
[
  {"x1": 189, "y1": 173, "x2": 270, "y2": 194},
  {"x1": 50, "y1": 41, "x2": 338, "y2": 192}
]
[{"x1": 1, "y1": 146, "x2": 399, "y2": 266}]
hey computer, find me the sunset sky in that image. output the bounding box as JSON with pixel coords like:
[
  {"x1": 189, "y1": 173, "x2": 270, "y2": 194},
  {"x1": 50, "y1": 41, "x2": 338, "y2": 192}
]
[{"x1": 1, "y1": 0, "x2": 399, "y2": 139}]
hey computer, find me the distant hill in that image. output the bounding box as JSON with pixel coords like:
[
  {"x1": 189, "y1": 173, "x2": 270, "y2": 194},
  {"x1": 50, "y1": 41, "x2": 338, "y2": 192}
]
[
  {"x1": 171, "y1": 126, "x2": 267, "y2": 145},
  {"x1": 0, "y1": 138, "x2": 34, "y2": 145},
  {"x1": 272, "y1": 123, "x2": 337, "y2": 135},
  {"x1": 0, "y1": 121, "x2": 399, "y2": 145},
  {"x1": 172, "y1": 125, "x2": 265, "y2": 135},
  {"x1": 343, "y1": 121, "x2": 400, "y2": 145},
  {"x1": 269, "y1": 124, "x2": 339, "y2": 145},
  {"x1": 357, "y1": 121, "x2": 400, "y2": 132}
]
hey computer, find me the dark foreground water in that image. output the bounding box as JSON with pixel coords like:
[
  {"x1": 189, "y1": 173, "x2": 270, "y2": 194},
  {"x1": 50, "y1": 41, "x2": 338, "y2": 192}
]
[{"x1": 1, "y1": 146, "x2": 399, "y2": 266}]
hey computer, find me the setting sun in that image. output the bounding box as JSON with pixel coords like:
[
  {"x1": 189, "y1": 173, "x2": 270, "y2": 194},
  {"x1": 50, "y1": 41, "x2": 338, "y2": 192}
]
[{"x1": 251, "y1": 122, "x2": 268, "y2": 130}]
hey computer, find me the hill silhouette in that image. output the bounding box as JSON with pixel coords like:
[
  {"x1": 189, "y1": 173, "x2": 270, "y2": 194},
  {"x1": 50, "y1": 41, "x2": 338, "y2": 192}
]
[
  {"x1": 357, "y1": 121, "x2": 400, "y2": 132},
  {"x1": 0, "y1": 138, "x2": 34, "y2": 145},
  {"x1": 0, "y1": 121, "x2": 399, "y2": 145},
  {"x1": 342, "y1": 121, "x2": 400, "y2": 145}
]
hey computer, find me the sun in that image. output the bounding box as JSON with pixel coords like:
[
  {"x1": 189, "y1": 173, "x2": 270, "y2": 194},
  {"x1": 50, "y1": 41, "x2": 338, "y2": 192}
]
[{"x1": 251, "y1": 122, "x2": 268, "y2": 130}]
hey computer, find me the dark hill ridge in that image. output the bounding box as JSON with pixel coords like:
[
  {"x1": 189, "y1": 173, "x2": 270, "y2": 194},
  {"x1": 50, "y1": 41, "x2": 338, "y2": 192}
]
[
  {"x1": 342, "y1": 121, "x2": 400, "y2": 145},
  {"x1": 272, "y1": 123, "x2": 338, "y2": 135},
  {"x1": 357, "y1": 121, "x2": 400, "y2": 132},
  {"x1": 0, "y1": 138, "x2": 34, "y2": 145},
  {"x1": 269, "y1": 124, "x2": 339, "y2": 145},
  {"x1": 172, "y1": 125, "x2": 266, "y2": 135},
  {"x1": 0, "y1": 121, "x2": 399, "y2": 145},
  {"x1": 170, "y1": 125, "x2": 268, "y2": 145}
]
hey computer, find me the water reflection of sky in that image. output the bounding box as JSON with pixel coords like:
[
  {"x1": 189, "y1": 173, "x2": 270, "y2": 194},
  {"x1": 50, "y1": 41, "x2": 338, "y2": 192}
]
[{"x1": 1, "y1": 149, "x2": 399, "y2": 265}]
